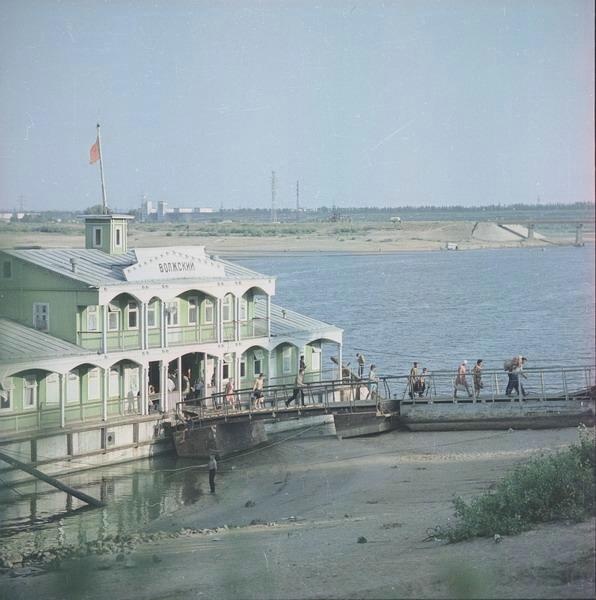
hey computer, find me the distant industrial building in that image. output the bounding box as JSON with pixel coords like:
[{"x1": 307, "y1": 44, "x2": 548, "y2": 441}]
[{"x1": 141, "y1": 199, "x2": 215, "y2": 222}]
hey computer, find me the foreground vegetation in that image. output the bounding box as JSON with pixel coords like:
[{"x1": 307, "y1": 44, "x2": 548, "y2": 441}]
[{"x1": 435, "y1": 426, "x2": 596, "y2": 542}]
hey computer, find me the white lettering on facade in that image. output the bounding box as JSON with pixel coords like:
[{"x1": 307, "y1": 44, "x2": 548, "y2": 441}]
[{"x1": 158, "y1": 261, "x2": 196, "y2": 274}]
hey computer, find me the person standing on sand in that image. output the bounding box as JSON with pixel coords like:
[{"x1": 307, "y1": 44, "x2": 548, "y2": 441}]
[
  {"x1": 472, "y1": 359, "x2": 484, "y2": 399},
  {"x1": 454, "y1": 360, "x2": 472, "y2": 398},
  {"x1": 208, "y1": 454, "x2": 217, "y2": 493}
]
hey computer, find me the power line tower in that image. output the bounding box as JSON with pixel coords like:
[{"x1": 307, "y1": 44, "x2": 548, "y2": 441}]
[
  {"x1": 271, "y1": 171, "x2": 277, "y2": 223},
  {"x1": 296, "y1": 180, "x2": 300, "y2": 221}
]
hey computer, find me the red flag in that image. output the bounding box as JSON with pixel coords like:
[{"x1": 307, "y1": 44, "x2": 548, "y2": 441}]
[{"x1": 89, "y1": 137, "x2": 100, "y2": 164}]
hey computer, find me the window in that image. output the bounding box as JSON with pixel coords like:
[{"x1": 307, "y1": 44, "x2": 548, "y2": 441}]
[
  {"x1": 188, "y1": 296, "x2": 198, "y2": 324},
  {"x1": 67, "y1": 371, "x2": 80, "y2": 404},
  {"x1": 147, "y1": 301, "x2": 157, "y2": 328},
  {"x1": 24, "y1": 376, "x2": 37, "y2": 409},
  {"x1": 240, "y1": 361, "x2": 246, "y2": 378},
  {"x1": 0, "y1": 388, "x2": 12, "y2": 411},
  {"x1": 93, "y1": 227, "x2": 102, "y2": 247},
  {"x1": 115, "y1": 227, "x2": 122, "y2": 247},
  {"x1": 312, "y1": 348, "x2": 321, "y2": 371},
  {"x1": 2, "y1": 260, "x2": 12, "y2": 279},
  {"x1": 108, "y1": 306, "x2": 120, "y2": 331},
  {"x1": 240, "y1": 297, "x2": 248, "y2": 321},
  {"x1": 282, "y1": 347, "x2": 292, "y2": 374},
  {"x1": 127, "y1": 301, "x2": 138, "y2": 329},
  {"x1": 88, "y1": 368, "x2": 100, "y2": 400},
  {"x1": 87, "y1": 305, "x2": 99, "y2": 331},
  {"x1": 222, "y1": 294, "x2": 233, "y2": 322},
  {"x1": 33, "y1": 303, "x2": 49, "y2": 331},
  {"x1": 204, "y1": 299, "x2": 214, "y2": 324},
  {"x1": 222, "y1": 362, "x2": 230, "y2": 380},
  {"x1": 45, "y1": 373, "x2": 59, "y2": 404},
  {"x1": 253, "y1": 350, "x2": 264, "y2": 376},
  {"x1": 109, "y1": 367, "x2": 120, "y2": 398},
  {"x1": 166, "y1": 301, "x2": 179, "y2": 326}
]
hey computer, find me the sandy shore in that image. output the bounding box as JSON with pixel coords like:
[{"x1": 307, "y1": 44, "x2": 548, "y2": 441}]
[
  {"x1": 3, "y1": 427, "x2": 594, "y2": 599},
  {"x1": 1, "y1": 221, "x2": 592, "y2": 255}
]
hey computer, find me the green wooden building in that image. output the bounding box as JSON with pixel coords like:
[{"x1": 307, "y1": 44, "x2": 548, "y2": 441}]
[{"x1": 0, "y1": 215, "x2": 342, "y2": 482}]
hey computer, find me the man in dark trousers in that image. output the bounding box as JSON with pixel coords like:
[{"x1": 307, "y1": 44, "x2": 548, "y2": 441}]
[{"x1": 208, "y1": 454, "x2": 217, "y2": 493}]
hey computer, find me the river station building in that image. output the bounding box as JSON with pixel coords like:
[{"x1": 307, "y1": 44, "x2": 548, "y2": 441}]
[{"x1": 0, "y1": 216, "x2": 342, "y2": 482}]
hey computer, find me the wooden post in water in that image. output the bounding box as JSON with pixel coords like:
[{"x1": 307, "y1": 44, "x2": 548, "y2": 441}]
[{"x1": 0, "y1": 450, "x2": 105, "y2": 508}]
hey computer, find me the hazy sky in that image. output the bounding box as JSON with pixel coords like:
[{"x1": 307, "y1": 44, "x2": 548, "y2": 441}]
[{"x1": 0, "y1": 0, "x2": 593, "y2": 212}]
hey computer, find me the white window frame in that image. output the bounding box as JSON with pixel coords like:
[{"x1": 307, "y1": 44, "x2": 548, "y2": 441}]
[
  {"x1": 87, "y1": 305, "x2": 99, "y2": 332},
  {"x1": 23, "y1": 376, "x2": 37, "y2": 409},
  {"x1": 93, "y1": 226, "x2": 102, "y2": 248},
  {"x1": 147, "y1": 300, "x2": 158, "y2": 328},
  {"x1": 166, "y1": 301, "x2": 179, "y2": 326},
  {"x1": 204, "y1": 299, "x2": 214, "y2": 324},
  {"x1": 311, "y1": 348, "x2": 322, "y2": 371},
  {"x1": 188, "y1": 296, "x2": 198, "y2": 325},
  {"x1": 33, "y1": 302, "x2": 50, "y2": 332},
  {"x1": 0, "y1": 388, "x2": 12, "y2": 411},
  {"x1": 109, "y1": 367, "x2": 121, "y2": 398},
  {"x1": 222, "y1": 294, "x2": 233, "y2": 323},
  {"x1": 45, "y1": 373, "x2": 59, "y2": 405},
  {"x1": 115, "y1": 226, "x2": 122, "y2": 247},
  {"x1": 127, "y1": 301, "x2": 138, "y2": 329},
  {"x1": 67, "y1": 370, "x2": 80, "y2": 404},
  {"x1": 240, "y1": 297, "x2": 248, "y2": 321},
  {"x1": 282, "y1": 347, "x2": 292, "y2": 374},
  {"x1": 87, "y1": 368, "x2": 100, "y2": 401},
  {"x1": 108, "y1": 306, "x2": 120, "y2": 331}
]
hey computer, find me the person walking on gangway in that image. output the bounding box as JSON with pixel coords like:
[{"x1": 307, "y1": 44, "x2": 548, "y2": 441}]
[
  {"x1": 408, "y1": 362, "x2": 420, "y2": 399},
  {"x1": 286, "y1": 368, "x2": 306, "y2": 407},
  {"x1": 365, "y1": 364, "x2": 378, "y2": 400},
  {"x1": 472, "y1": 359, "x2": 484, "y2": 399},
  {"x1": 454, "y1": 360, "x2": 473, "y2": 398},
  {"x1": 356, "y1": 353, "x2": 366, "y2": 379}
]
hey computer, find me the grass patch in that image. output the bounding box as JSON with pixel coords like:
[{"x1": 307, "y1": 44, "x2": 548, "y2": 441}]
[{"x1": 434, "y1": 426, "x2": 595, "y2": 542}]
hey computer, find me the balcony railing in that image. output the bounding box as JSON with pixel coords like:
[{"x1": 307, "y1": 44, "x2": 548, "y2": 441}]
[{"x1": 77, "y1": 317, "x2": 270, "y2": 352}]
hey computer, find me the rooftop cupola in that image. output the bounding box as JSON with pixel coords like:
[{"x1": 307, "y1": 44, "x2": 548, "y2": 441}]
[{"x1": 83, "y1": 214, "x2": 134, "y2": 255}]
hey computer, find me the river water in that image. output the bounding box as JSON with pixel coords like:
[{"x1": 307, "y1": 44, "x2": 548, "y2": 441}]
[{"x1": 1, "y1": 245, "x2": 594, "y2": 556}]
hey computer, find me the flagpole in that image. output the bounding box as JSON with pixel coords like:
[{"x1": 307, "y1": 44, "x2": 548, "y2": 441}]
[{"x1": 96, "y1": 123, "x2": 108, "y2": 214}]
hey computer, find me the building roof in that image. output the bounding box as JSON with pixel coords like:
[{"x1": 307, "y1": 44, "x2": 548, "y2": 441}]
[
  {"x1": 257, "y1": 302, "x2": 342, "y2": 337},
  {"x1": 3, "y1": 248, "x2": 270, "y2": 287},
  {"x1": 0, "y1": 318, "x2": 90, "y2": 364}
]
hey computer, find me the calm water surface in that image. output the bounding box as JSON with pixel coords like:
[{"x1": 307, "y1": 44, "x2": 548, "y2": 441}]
[
  {"x1": 1, "y1": 245, "x2": 594, "y2": 553},
  {"x1": 239, "y1": 245, "x2": 595, "y2": 371}
]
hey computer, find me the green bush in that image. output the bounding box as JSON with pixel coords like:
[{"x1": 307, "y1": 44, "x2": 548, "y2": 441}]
[{"x1": 436, "y1": 426, "x2": 595, "y2": 542}]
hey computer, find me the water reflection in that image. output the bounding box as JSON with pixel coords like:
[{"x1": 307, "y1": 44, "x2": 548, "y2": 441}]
[{"x1": 0, "y1": 453, "x2": 206, "y2": 555}]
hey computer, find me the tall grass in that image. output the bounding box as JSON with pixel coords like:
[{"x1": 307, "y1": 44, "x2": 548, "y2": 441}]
[{"x1": 435, "y1": 426, "x2": 595, "y2": 542}]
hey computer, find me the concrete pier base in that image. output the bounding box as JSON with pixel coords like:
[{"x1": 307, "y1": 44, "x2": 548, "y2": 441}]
[
  {"x1": 174, "y1": 420, "x2": 268, "y2": 458},
  {"x1": 334, "y1": 411, "x2": 399, "y2": 439}
]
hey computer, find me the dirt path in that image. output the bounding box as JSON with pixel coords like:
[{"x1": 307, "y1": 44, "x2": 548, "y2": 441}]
[{"x1": 2, "y1": 428, "x2": 595, "y2": 599}]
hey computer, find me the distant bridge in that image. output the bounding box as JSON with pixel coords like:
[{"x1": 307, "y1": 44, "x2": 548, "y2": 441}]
[{"x1": 491, "y1": 218, "x2": 594, "y2": 245}]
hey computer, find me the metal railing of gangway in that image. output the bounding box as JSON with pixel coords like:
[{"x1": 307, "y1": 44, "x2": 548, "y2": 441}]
[
  {"x1": 175, "y1": 374, "x2": 381, "y2": 425},
  {"x1": 383, "y1": 364, "x2": 595, "y2": 405},
  {"x1": 175, "y1": 364, "x2": 595, "y2": 426}
]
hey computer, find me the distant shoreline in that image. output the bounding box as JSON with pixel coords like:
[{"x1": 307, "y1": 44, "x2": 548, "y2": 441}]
[{"x1": 1, "y1": 219, "x2": 593, "y2": 255}]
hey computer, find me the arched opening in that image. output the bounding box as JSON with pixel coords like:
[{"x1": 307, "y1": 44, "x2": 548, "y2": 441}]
[
  {"x1": 243, "y1": 287, "x2": 270, "y2": 339},
  {"x1": 166, "y1": 289, "x2": 218, "y2": 346},
  {"x1": 102, "y1": 292, "x2": 143, "y2": 352},
  {"x1": 107, "y1": 358, "x2": 143, "y2": 417}
]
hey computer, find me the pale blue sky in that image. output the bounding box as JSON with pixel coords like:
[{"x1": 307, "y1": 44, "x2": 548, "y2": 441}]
[{"x1": 0, "y1": 0, "x2": 593, "y2": 212}]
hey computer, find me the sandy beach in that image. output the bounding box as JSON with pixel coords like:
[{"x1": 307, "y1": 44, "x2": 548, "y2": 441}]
[
  {"x1": 1, "y1": 220, "x2": 592, "y2": 256},
  {"x1": 2, "y1": 427, "x2": 594, "y2": 599}
]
